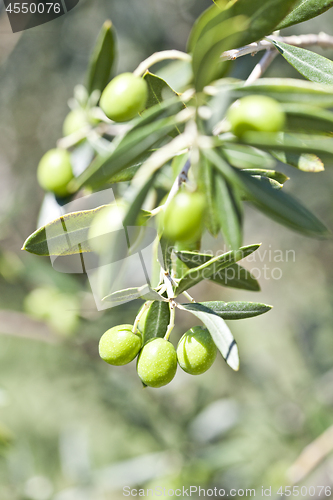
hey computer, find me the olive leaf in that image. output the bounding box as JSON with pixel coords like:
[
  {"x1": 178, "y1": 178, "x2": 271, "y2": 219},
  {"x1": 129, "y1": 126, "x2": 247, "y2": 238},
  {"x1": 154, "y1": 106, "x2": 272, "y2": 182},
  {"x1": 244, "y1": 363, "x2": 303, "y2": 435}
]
[
  {"x1": 102, "y1": 286, "x2": 166, "y2": 304},
  {"x1": 222, "y1": 144, "x2": 276, "y2": 170},
  {"x1": 244, "y1": 169, "x2": 289, "y2": 185},
  {"x1": 277, "y1": 0, "x2": 333, "y2": 30},
  {"x1": 214, "y1": 170, "x2": 243, "y2": 251},
  {"x1": 283, "y1": 103, "x2": 333, "y2": 133},
  {"x1": 179, "y1": 302, "x2": 239, "y2": 371},
  {"x1": 198, "y1": 155, "x2": 220, "y2": 237},
  {"x1": 174, "y1": 243, "x2": 260, "y2": 295},
  {"x1": 68, "y1": 98, "x2": 184, "y2": 192},
  {"x1": 269, "y1": 39, "x2": 333, "y2": 86},
  {"x1": 229, "y1": 78, "x2": 333, "y2": 106},
  {"x1": 175, "y1": 250, "x2": 260, "y2": 291},
  {"x1": 271, "y1": 151, "x2": 324, "y2": 173},
  {"x1": 142, "y1": 301, "x2": 170, "y2": 345},
  {"x1": 187, "y1": 301, "x2": 272, "y2": 320},
  {"x1": 86, "y1": 20, "x2": 117, "y2": 95}
]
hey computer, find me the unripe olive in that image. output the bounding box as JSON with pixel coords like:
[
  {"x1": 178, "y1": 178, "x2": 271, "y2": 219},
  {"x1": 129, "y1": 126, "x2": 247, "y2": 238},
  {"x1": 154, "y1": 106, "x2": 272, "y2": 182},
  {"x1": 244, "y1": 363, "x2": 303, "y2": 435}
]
[
  {"x1": 37, "y1": 148, "x2": 74, "y2": 197},
  {"x1": 227, "y1": 95, "x2": 285, "y2": 137},
  {"x1": 88, "y1": 203, "x2": 125, "y2": 254},
  {"x1": 63, "y1": 109, "x2": 87, "y2": 137},
  {"x1": 99, "y1": 324, "x2": 142, "y2": 366},
  {"x1": 137, "y1": 338, "x2": 177, "y2": 388},
  {"x1": 163, "y1": 192, "x2": 206, "y2": 242},
  {"x1": 100, "y1": 73, "x2": 148, "y2": 122},
  {"x1": 177, "y1": 326, "x2": 217, "y2": 375}
]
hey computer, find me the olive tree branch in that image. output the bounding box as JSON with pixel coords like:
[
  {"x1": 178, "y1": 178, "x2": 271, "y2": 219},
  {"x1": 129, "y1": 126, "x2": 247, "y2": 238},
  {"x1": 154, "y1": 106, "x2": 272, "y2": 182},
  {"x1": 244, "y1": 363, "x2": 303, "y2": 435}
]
[
  {"x1": 244, "y1": 49, "x2": 278, "y2": 85},
  {"x1": 221, "y1": 32, "x2": 333, "y2": 61},
  {"x1": 133, "y1": 50, "x2": 192, "y2": 77}
]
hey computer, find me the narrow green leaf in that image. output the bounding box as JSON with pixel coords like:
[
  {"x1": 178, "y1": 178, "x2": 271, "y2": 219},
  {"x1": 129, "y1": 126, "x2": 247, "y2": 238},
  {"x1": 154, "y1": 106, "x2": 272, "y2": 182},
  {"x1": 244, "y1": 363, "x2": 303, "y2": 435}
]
[
  {"x1": 143, "y1": 301, "x2": 170, "y2": 345},
  {"x1": 235, "y1": 168, "x2": 330, "y2": 237},
  {"x1": 270, "y1": 39, "x2": 333, "y2": 85},
  {"x1": 103, "y1": 285, "x2": 165, "y2": 304},
  {"x1": 214, "y1": 170, "x2": 243, "y2": 250},
  {"x1": 222, "y1": 144, "x2": 276, "y2": 170},
  {"x1": 174, "y1": 244, "x2": 260, "y2": 295},
  {"x1": 229, "y1": 78, "x2": 333, "y2": 106},
  {"x1": 243, "y1": 169, "x2": 289, "y2": 185},
  {"x1": 175, "y1": 250, "x2": 260, "y2": 291},
  {"x1": 180, "y1": 302, "x2": 239, "y2": 371},
  {"x1": 68, "y1": 100, "x2": 183, "y2": 192},
  {"x1": 198, "y1": 155, "x2": 220, "y2": 237},
  {"x1": 159, "y1": 236, "x2": 174, "y2": 273},
  {"x1": 189, "y1": 301, "x2": 272, "y2": 320},
  {"x1": 86, "y1": 20, "x2": 116, "y2": 95},
  {"x1": 143, "y1": 72, "x2": 179, "y2": 109},
  {"x1": 271, "y1": 150, "x2": 324, "y2": 172},
  {"x1": 22, "y1": 206, "x2": 108, "y2": 256},
  {"x1": 277, "y1": 0, "x2": 333, "y2": 30},
  {"x1": 283, "y1": 103, "x2": 333, "y2": 133}
]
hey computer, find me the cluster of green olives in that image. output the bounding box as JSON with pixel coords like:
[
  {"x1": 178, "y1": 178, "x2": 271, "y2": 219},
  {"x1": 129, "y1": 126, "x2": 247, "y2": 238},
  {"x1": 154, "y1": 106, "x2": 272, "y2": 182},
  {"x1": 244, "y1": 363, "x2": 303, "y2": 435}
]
[
  {"x1": 37, "y1": 73, "x2": 148, "y2": 197},
  {"x1": 99, "y1": 324, "x2": 217, "y2": 388}
]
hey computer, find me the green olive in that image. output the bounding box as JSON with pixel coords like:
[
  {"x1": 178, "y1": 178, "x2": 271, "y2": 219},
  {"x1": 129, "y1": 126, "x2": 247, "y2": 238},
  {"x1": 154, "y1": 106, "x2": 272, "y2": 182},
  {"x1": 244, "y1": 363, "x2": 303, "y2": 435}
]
[
  {"x1": 177, "y1": 326, "x2": 217, "y2": 375},
  {"x1": 63, "y1": 109, "x2": 87, "y2": 137},
  {"x1": 100, "y1": 73, "x2": 148, "y2": 122},
  {"x1": 88, "y1": 203, "x2": 127, "y2": 255},
  {"x1": 227, "y1": 95, "x2": 285, "y2": 137},
  {"x1": 137, "y1": 338, "x2": 177, "y2": 388},
  {"x1": 37, "y1": 148, "x2": 74, "y2": 197},
  {"x1": 99, "y1": 324, "x2": 142, "y2": 366},
  {"x1": 163, "y1": 192, "x2": 206, "y2": 242}
]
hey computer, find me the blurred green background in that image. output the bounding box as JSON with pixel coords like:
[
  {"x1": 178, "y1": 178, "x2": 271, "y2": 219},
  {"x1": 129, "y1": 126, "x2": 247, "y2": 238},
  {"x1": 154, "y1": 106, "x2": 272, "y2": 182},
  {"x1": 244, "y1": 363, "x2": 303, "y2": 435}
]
[{"x1": 1, "y1": 1, "x2": 333, "y2": 499}]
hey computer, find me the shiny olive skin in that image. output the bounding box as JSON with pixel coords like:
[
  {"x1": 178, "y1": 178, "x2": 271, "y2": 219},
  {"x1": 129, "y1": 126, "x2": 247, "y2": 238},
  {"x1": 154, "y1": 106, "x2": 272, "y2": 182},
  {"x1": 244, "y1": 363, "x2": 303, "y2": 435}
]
[
  {"x1": 88, "y1": 203, "x2": 126, "y2": 255},
  {"x1": 63, "y1": 109, "x2": 87, "y2": 137},
  {"x1": 177, "y1": 326, "x2": 217, "y2": 375},
  {"x1": 99, "y1": 324, "x2": 142, "y2": 366},
  {"x1": 100, "y1": 73, "x2": 148, "y2": 122},
  {"x1": 137, "y1": 338, "x2": 177, "y2": 388},
  {"x1": 227, "y1": 95, "x2": 285, "y2": 137},
  {"x1": 37, "y1": 149, "x2": 74, "y2": 197},
  {"x1": 163, "y1": 191, "x2": 206, "y2": 243}
]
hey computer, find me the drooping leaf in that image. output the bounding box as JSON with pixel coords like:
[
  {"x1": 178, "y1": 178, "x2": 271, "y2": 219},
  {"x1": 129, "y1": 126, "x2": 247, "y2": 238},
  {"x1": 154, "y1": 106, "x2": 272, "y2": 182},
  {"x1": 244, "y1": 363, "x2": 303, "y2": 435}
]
[
  {"x1": 214, "y1": 170, "x2": 243, "y2": 250},
  {"x1": 271, "y1": 150, "x2": 324, "y2": 172},
  {"x1": 229, "y1": 78, "x2": 333, "y2": 106},
  {"x1": 175, "y1": 250, "x2": 260, "y2": 291},
  {"x1": 222, "y1": 144, "x2": 276, "y2": 170},
  {"x1": 86, "y1": 20, "x2": 116, "y2": 95},
  {"x1": 180, "y1": 302, "x2": 239, "y2": 371},
  {"x1": 207, "y1": 148, "x2": 330, "y2": 238},
  {"x1": 68, "y1": 99, "x2": 184, "y2": 192},
  {"x1": 174, "y1": 244, "x2": 260, "y2": 295},
  {"x1": 22, "y1": 206, "x2": 108, "y2": 256},
  {"x1": 283, "y1": 103, "x2": 333, "y2": 133},
  {"x1": 102, "y1": 286, "x2": 165, "y2": 304},
  {"x1": 243, "y1": 169, "x2": 289, "y2": 185},
  {"x1": 235, "y1": 168, "x2": 329, "y2": 237},
  {"x1": 198, "y1": 155, "x2": 220, "y2": 237},
  {"x1": 277, "y1": 0, "x2": 333, "y2": 30},
  {"x1": 142, "y1": 301, "x2": 170, "y2": 345},
  {"x1": 188, "y1": 301, "x2": 272, "y2": 320},
  {"x1": 269, "y1": 39, "x2": 333, "y2": 85},
  {"x1": 159, "y1": 236, "x2": 174, "y2": 273}
]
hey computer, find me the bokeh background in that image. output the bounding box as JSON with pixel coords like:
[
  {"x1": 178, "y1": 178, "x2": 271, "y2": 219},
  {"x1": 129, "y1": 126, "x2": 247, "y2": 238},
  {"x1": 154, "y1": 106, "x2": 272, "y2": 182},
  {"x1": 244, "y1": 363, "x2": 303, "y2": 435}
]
[{"x1": 1, "y1": 1, "x2": 333, "y2": 499}]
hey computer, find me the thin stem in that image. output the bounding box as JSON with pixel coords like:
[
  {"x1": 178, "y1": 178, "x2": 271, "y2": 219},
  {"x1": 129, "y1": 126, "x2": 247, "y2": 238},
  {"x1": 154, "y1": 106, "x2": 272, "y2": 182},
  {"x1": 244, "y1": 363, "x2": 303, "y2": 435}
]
[
  {"x1": 164, "y1": 304, "x2": 176, "y2": 341},
  {"x1": 221, "y1": 32, "x2": 333, "y2": 61},
  {"x1": 164, "y1": 159, "x2": 191, "y2": 209},
  {"x1": 132, "y1": 301, "x2": 151, "y2": 334},
  {"x1": 245, "y1": 49, "x2": 278, "y2": 86},
  {"x1": 182, "y1": 291, "x2": 196, "y2": 303},
  {"x1": 133, "y1": 50, "x2": 192, "y2": 77}
]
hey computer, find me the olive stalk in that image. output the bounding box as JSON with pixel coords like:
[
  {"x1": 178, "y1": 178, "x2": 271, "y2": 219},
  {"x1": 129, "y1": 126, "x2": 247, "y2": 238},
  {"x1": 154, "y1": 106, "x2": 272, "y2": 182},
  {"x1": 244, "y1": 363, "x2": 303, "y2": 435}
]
[
  {"x1": 133, "y1": 50, "x2": 192, "y2": 77},
  {"x1": 132, "y1": 301, "x2": 152, "y2": 334}
]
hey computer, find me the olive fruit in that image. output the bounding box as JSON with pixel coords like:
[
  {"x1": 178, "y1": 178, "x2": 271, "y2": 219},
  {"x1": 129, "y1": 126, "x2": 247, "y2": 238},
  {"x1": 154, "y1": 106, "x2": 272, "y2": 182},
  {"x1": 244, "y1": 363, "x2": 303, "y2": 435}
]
[
  {"x1": 88, "y1": 203, "x2": 126, "y2": 255},
  {"x1": 99, "y1": 324, "x2": 142, "y2": 366},
  {"x1": 227, "y1": 95, "x2": 285, "y2": 137},
  {"x1": 37, "y1": 148, "x2": 74, "y2": 197},
  {"x1": 63, "y1": 109, "x2": 87, "y2": 137},
  {"x1": 177, "y1": 326, "x2": 217, "y2": 375},
  {"x1": 100, "y1": 73, "x2": 148, "y2": 122},
  {"x1": 137, "y1": 338, "x2": 177, "y2": 388},
  {"x1": 163, "y1": 191, "x2": 206, "y2": 242}
]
